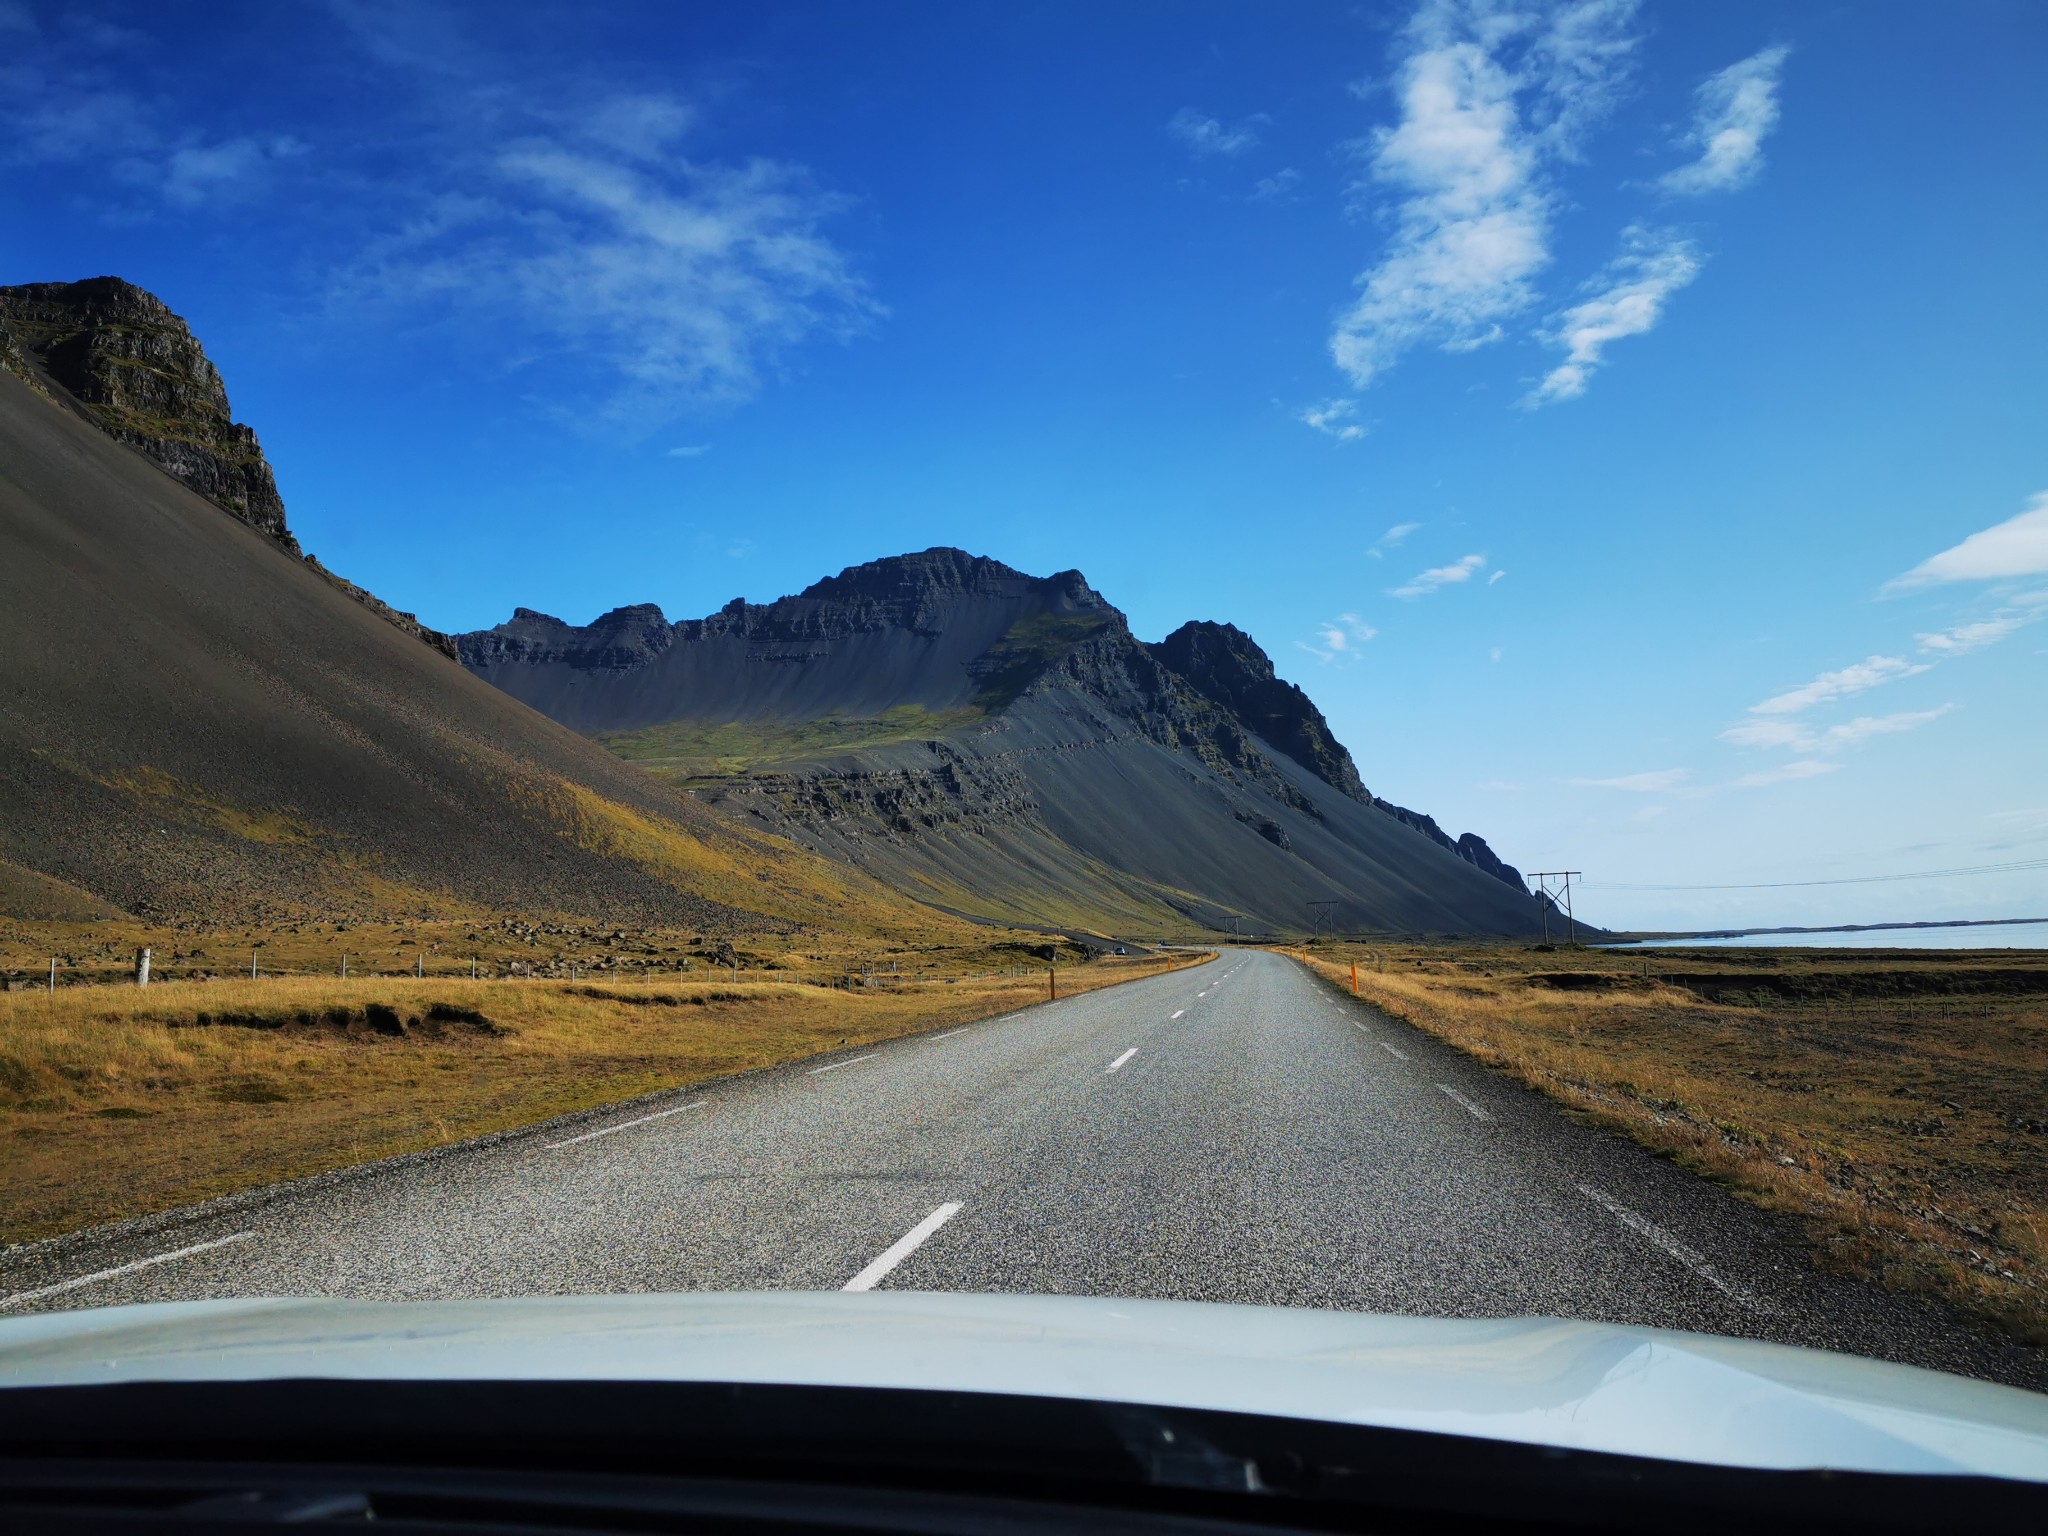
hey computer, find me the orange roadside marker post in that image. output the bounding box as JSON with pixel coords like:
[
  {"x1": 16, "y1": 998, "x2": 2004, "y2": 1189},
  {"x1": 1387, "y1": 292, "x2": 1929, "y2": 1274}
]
[
  {"x1": 1350, "y1": 960, "x2": 1359, "y2": 994},
  {"x1": 1049, "y1": 967, "x2": 1057, "y2": 1001}
]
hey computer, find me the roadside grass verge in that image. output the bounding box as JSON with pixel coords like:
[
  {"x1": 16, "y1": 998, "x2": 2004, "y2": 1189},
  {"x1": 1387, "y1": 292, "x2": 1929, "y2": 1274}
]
[
  {"x1": 1280, "y1": 943, "x2": 2048, "y2": 1343},
  {"x1": 0, "y1": 951, "x2": 1205, "y2": 1244}
]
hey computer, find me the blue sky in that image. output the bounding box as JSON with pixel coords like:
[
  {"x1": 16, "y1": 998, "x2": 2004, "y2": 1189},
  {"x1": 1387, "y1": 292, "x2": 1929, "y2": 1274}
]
[{"x1": 4, "y1": 0, "x2": 2045, "y2": 931}]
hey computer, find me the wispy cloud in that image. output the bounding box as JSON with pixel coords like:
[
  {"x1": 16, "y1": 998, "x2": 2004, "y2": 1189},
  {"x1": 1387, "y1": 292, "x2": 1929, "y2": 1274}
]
[
  {"x1": 1367, "y1": 521, "x2": 1420, "y2": 558},
  {"x1": 1392, "y1": 551, "x2": 1485, "y2": 597},
  {"x1": 1487, "y1": 568, "x2": 1505, "y2": 584},
  {"x1": 1167, "y1": 107, "x2": 1264, "y2": 158},
  {"x1": 1917, "y1": 615, "x2": 2036, "y2": 654},
  {"x1": 1249, "y1": 167, "x2": 1301, "y2": 203},
  {"x1": 1888, "y1": 491, "x2": 2048, "y2": 589},
  {"x1": 1300, "y1": 398, "x2": 1367, "y2": 440},
  {"x1": 1569, "y1": 768, "x2": 1689, "y2": 792},
  {"x1": 1659, "y1": 45, "x2": 1790, "y2": 196},
  {"x1": 1329, "y1": 0, "x2": 1640, "y2": 391},
  {"x1": 159, "y1": 134, "x2": 307, "y2": 206},
  {"x1": 1748, "y1": 654, "x2": 1929, "y2": 717},
  {"x1": 1732, "y1": 759, "x2": 1839, "y2": 788},
  {"x1": 1296, "y1": 613, "x2": 1378, "y2": 662},
  {"x1": 332, "y1": 93, "x2": 878, "y2": 429},
  {"x1": 1524, "y1": 225, "x2": 1699, "y2": 404},
  {"x1": 1722, "y1": 706, "x2": 1951, "y2": 753},
  {"x1": 666, "y1": 444, "x2": 711, "y2": 458}
]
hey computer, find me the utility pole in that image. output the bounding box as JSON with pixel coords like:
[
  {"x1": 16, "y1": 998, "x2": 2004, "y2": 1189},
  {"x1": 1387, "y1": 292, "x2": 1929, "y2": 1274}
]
[
  {"x1": 1525, "y1": 872, "x2": 1582, "y2": 944},
  {"x1": 1307, "y1": 901, "x2": 1337, "y2": 940}
]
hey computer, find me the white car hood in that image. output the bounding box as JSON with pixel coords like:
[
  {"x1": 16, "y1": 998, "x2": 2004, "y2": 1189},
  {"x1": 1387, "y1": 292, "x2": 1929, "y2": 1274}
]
[{"x1": 0, "y1": 1291, "x2": 2043, "y2": 1483}]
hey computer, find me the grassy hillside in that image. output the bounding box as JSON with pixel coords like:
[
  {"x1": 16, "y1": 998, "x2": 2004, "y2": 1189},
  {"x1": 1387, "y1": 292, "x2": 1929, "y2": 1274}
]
[{"x1": 598, "y1": 705, "x2": 984, "y2": 783}]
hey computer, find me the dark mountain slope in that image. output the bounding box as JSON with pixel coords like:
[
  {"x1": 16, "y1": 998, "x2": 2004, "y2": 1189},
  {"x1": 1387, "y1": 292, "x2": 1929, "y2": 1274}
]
[
  {"x1": 0, "y1": 276, "x2": 455, "y2": 658},
  {"x1": 0, "y1": 366, "x2": 955, "y2": 934},
  {"x1": 458, "y1": 553, "x2": 1545, "y2": 937}
]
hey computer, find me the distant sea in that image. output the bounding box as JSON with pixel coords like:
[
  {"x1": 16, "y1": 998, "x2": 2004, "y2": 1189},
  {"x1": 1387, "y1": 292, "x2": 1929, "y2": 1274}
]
[{"x1": 1606, "y1": 920, "x2": 2048, "y2": 951}]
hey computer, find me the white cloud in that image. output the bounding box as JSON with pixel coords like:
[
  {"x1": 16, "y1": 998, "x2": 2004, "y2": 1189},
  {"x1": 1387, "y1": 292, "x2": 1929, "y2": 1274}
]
[
  {"x1": 1297, "y1": 613, "x2": 1378, "y2": 662},
  {"x1": 1329, "y1": 0, "x2": 1640, "y2": 390},
  {"x1": 1249, "y1": 167, "x2": 1301, "y2": 203},
  {"x1": 334, "y1": 94, "x2": 877, "y2": 428},
  {"x1": 1888, "y1": 492, "x2": 2048, "y2": 588},
  {"x1": 1569, "y1": 768, "x2": 1690, "y2": 792},
  {"x1": 1748, "y1": 654, "x2": 1928, "y2": 716},
  {"x1": 1367, "y1": 521, "x2": 1420, "y2": 558},
  {"x1": 1722, "y1": 706, "x2": 1951, "y2": 753},
  {"x1": 1917, "y1": 615, "x2": 2034, "y2": 654},
  {"x1": 1487, "y1": 568, "x2": 1505, "y2": 584},
  {"x1": 1732, "y1": 759, "x2": 1840, "y2": 788},
  {"x1": 1659, "y1": 45, "x2": 1790, "y2": 196},
  {"x1": 1524, "y1": 226, "x2": 1699, "y2": 404},
  {"x1": 1489, "y1": 645, "x2": 1503, "y2": 661},
  {"x1": 1167, "y1": 107, "x2": 1264, "y2": 158},
  {"x1": 1392, "y1": 551, "x2": 1485, "y2": 597},
  {"x1": 666, "y1": 444, "x2": 711, "y2": 458},
  {"x1": 1300, "y1": 398, "x2": 1367, "y2": 440}
]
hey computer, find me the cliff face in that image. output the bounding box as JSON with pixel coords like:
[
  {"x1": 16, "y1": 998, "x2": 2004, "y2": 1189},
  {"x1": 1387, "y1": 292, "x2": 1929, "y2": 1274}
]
[
  {"x1": 1150, "y1": 621, "x2": 1371, "y2": 803},
  {"x1": 0, "y1": 277, "x2": 292, "y2": 546}
]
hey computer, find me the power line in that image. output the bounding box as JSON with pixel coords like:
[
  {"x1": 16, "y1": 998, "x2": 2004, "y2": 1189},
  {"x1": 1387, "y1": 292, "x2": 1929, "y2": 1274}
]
[{"x1": 1584, "y1": 856, "x2": 2048, "y2": 892}]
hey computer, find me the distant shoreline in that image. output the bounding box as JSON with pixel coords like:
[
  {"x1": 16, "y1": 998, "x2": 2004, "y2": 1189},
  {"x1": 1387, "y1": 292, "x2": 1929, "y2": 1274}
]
[{"x1": 1603, "y1": 916, "x2": 2048, "y2": 944}]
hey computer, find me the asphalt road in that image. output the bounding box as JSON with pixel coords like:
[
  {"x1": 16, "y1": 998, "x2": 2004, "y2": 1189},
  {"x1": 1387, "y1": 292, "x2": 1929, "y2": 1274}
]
[{"x1": 3, "y1": 950, "x2": 2042, "y2": 1389}]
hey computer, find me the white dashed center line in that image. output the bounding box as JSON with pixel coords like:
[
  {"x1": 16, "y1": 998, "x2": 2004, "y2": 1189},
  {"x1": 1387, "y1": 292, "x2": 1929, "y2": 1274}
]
[
  {"x1": 0, "y1": 1231, "x2": 254, "y2": 1311},
  {"x1": 1378, "y1": 1041, "x2": 1408, "y2": 1061},
  {"x1": 1170, "y1": 1009, "x2": 1186, "y2": 1020},
  {"x1": 1579, "y1": 1184, "x2": 1769, "y2": 1312},
  {"x1": 844, "y1": 1202, "x2": 963, "y2": 1292},
  {"x1": 548, "y1": 1101, "x2": 701, "y2": 1149},
  {"x1": 927, "y1": 1028, "x2": 970, "y2": 1041},
  {"x1": 1436, "y1": 1084, "x2": 1494, "y2": 1122},
  {"x1": 1106, "y1": 1048, "x2": 1139, "y2": 1074},
  {"x1": 809, "y1": 1053, "x2": 877, "y2": 1075}
]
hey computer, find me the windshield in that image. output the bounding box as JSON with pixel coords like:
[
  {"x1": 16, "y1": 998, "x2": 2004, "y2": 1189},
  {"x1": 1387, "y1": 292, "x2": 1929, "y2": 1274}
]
[{"x1": 1, "y1": 0, "x2": 2043, "y2": 1448}]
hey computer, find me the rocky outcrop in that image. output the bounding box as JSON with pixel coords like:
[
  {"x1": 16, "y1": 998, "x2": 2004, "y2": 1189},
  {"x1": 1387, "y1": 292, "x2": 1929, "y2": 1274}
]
[
  {"x1": 1150, "y1": 621, "x2": 1371, "y2": 802},
  {"x1": 302, "y1": 556, "x2": 459, "y2": 662},
  {"x1": 0, "y1": 277, "x2": 292, "y2": 546},
  {"x1": 1376, "y1": 799, "x2": 1528, "y2": 894}
]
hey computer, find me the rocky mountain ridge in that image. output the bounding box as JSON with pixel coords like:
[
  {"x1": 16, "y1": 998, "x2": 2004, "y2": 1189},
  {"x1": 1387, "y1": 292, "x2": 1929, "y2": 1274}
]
[{"x1": 458, "y1": 551, "x2": 1539, "y2": 935}]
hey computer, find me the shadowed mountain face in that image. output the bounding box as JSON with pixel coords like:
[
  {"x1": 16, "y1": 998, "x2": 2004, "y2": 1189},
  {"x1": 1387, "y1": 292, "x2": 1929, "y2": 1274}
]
[
  {"x1": 0, "y1": 363, "x2": 952, "y2": 934},
  {"x1": 458, "y1": 555, "x2": 1542, "y2": 937}
]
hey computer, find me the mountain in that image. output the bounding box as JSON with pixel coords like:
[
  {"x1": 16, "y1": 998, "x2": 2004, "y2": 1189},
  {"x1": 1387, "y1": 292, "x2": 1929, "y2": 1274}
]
[
  {"x1": 0, "y1": 283, "x2": 961, "y2": 936},
  {"x1": 457, "y1": 553, "x2": 1544, "y2": 937},
  {"x1": 0, "y1": 277, "x2": 456, "y2": 659}
]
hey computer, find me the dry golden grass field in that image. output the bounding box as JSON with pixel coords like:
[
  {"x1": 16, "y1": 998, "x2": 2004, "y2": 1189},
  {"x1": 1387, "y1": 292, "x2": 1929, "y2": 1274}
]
[
  {"x1": 1284, "y1": 939, "x2": 2048, "y2": 1341},
  {"x1": 0, "y1": 931, "x2": 1206, "y2": 1244}
]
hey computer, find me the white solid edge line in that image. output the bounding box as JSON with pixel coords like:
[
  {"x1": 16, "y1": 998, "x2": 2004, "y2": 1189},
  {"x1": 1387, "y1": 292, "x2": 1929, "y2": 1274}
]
[
  {"x1": 1436, "y1": 1084, "x2": 1495, "y2": 1122},
  {"x1": 1378, "y1": 1041, "x2": 1408, "y2": 1060},
  {"x1": 1169, "y1": 1009, "x2": 1185, "y2": 1020},
  {"x1": 1579, "y1": 1184, "x2": 1768, "y2": 1312},
  {"x1": 0, "y1": 1231, "x2": 255, "y2": 1311},
  {"x1": 843, "y1": 1202, "x2": 964, "y2": 1292},
  {"x1": 548, "y1": 1101, "x2": 701, "y2": 1149},
  {"x1": 1106, "y1": 1047, "x2": 1139, "y2": 1074},
  {"x1": 809, "y1": 1053, "x2": 878, "y2": 1075}
]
